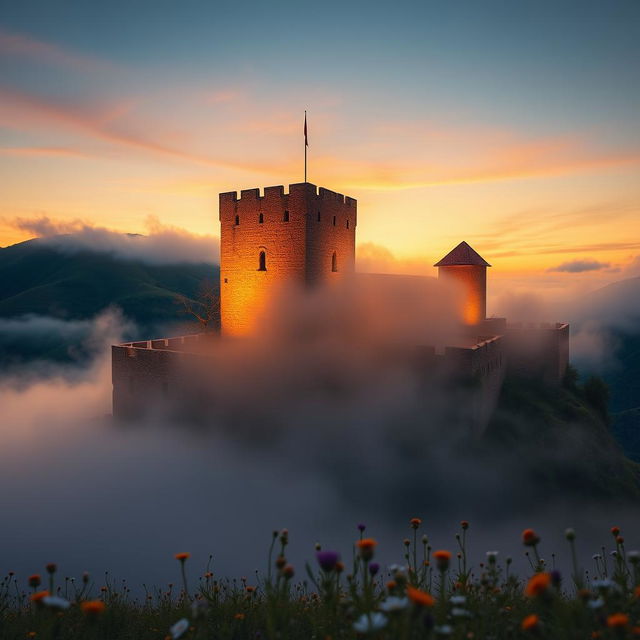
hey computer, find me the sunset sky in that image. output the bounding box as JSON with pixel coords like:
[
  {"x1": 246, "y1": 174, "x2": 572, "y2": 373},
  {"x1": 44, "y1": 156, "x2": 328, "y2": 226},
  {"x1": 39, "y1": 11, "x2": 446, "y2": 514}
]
[{"x1": 1, "y1": 0, "x2": 639, "y2": 295}]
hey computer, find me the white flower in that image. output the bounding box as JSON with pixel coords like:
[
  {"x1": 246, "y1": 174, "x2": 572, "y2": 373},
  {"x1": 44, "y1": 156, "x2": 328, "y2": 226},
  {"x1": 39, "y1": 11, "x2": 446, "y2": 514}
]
[
  {"x1": 42, "y1": 595, "x2": 70, "y2": 610},
  {"x1": 450, "y1": 595, "x2": 466, "y2": 605},
  {"x1": 353, "y1": 612, "x2": 388, "y2": 633},
  {"x1": 170, "y1": 618, "x2": 190, "y2": 639},
  {"x1": 485, "y1": 551, "x2": 499, "y2": 559},
  {"x1": 434, "y1": 624, "x2": 453, "y2": 636},
  {"x1": 388, "y1": 564, "x2": 408, "y2": 576},
  {"x1": 611, "y1": 550, "x2": 618, "y2": 557},
  {"x1": 379, "y1": 596, "x2": 408, "y2": 612},
  {"x1": 592, "y1": 579, "x2": 614, "y2": 590},
  {"x1": 191, "y1": 599, "x2": 208, "y2": 619},
  {"x1": 451, "y1": 607, "x2": 472, "y2": 618},
  {"x1": 592, "y1": 554, "x2": 601, "y2": 560},
  {"x1": 588, "y1": 598, "x2": 604, "y2": 610}
]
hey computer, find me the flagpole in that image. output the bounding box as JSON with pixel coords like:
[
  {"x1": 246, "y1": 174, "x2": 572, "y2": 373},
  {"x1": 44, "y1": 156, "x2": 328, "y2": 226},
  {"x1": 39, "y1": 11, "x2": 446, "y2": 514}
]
[{"x1": 304, "y1": 110, "x2": 307, "y2": 183}]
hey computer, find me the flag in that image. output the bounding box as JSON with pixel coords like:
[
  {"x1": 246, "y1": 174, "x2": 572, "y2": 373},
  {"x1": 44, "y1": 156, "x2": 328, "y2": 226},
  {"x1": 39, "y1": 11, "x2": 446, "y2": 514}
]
[{"x1": 304, "y1": 112, "x2": 308, "y2": 147}]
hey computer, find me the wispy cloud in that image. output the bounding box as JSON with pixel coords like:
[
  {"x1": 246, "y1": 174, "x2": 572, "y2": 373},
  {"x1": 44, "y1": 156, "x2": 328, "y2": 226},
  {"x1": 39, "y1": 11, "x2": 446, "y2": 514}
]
[
  {"x1": 0, "y1": 27, "x2": 114, "y2": 73},
  {"x1": 548, "y1": 259, "x2": 611, "y2": 273},
  {"x1": 6, "y1": 215, "x2": 219, "y2": 264}
]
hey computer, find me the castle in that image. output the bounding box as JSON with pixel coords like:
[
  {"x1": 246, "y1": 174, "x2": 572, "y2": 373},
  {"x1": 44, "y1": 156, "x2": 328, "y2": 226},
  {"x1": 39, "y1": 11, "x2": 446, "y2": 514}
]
[{"x1": 112, "y1": 182, "x2": 569, "y2": 430}]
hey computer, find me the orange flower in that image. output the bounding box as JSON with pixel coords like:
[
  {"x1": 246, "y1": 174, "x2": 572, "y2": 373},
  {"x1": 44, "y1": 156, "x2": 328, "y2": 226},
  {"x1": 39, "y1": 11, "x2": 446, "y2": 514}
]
[
  {"x1": 386, "y1": 580, "x2": 397, "y2": 591},
  {"x1": 81, "y1": 600, "x2": 106, "y2": 616},
  {"x1": 433, "y1": 550, "x2": 452, "y2": 571},
  {"x1": 632, "y1": 627, "x2": 640, "y2": 636},
  {"x1": 356, "y1": 538, "x2": 377, "y2": 561},
  {"x1": 522, "y1": 529, "x2": 540, "y2": 546},
  {"x1": 28, "y1": 575, "x2": 41, "y2": 589},
  {"x1": 524, "y1": 573, "x2": 551, "y2": 598},
  {"x1": 175, "y1": 552, "x2": 190, "y2": 561},
  {"x1": 234, "y1": 613, "x2": 245, "y2": 620},
  {"x1": 410, "y1": 518, "x2": 422, "y2": 529},
  {"x1": 27, "y1": 633, "x2": 37, "y2": 638},
  {"x1": 521, "y1": 614, "x2": 540, "y2": 631},
  {"x1": 634, "y1": 586, "x2": 640, "y2": 599},
  {"x1": 611, "y1": 526, "x2": 620, "y2": 537},
  {"x1": 245, "y1": 586, "x2": 255, "y2": 593},
  {"x1": 607, "y1": 613, "x2": 629, "y2": 629},
  {"x1": 406, "y1": 586, "x2": 435, "y2": 607},
  {"x1": 29, "y1": 591, "x2": 49, "y2": 604},
  {"x1": 461, "y1": 521, "x2": 469, "y2": 530}
]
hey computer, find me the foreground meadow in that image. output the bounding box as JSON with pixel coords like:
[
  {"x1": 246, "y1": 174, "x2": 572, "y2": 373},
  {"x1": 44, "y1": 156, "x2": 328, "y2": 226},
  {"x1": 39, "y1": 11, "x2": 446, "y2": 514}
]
[{"x1": 2, "y1": 521, "x2": 640, "y2": 639}]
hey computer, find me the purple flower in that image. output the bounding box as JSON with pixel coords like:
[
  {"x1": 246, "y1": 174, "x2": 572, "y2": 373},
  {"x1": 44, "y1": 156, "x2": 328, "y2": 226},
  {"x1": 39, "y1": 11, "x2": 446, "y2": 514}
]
[
  {"x1": 550, "y1": 570, "x2": 562, "y2": 587},
  {"x1": 316, "y1": 550, "x2": 340, "y2": 572},
  {"x1": 369, "y1": 562, "x2": 380, "y2": 576},
  {"x1": 357, "y1": 523, "x2": 366, "y2": 532}
]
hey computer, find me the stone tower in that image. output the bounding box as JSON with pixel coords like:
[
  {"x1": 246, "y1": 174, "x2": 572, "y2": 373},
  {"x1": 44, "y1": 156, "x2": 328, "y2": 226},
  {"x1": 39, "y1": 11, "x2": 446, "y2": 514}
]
[
  {"x1": 434, "y1": 241, "x2": 490, "y2": 325},
  {"x1": 219, "y1": 183, "x2": 357, "y2": 335}
]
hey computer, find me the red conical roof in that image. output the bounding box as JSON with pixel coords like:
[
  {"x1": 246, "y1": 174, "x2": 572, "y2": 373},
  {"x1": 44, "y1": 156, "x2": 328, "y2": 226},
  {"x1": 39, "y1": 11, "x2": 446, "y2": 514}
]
[{"x1": 434, "y1": 241, "x2": 491, "y2": 267}]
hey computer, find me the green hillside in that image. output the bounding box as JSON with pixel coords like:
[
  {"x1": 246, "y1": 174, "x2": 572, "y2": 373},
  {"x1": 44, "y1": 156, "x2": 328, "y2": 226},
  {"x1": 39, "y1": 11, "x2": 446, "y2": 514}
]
[{"x1": 0, "y1": 238, "x2": 218, "y2": 329}]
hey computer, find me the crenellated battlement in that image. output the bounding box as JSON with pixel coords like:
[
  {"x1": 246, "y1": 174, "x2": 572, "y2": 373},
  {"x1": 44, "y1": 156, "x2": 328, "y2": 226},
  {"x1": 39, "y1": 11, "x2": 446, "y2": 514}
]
[{"x1": 219, "y1": 183, "x2": 356, "y2": 206}]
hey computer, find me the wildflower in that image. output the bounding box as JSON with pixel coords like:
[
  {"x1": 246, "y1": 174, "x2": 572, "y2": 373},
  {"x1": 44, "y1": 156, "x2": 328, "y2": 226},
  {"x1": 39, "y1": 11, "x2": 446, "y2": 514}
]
[
  {"x1": 386, "y1": 580, "x2": 397, "y2": 591},
  {"x1": 191, "y1": 599, "x2": 208, "y2": 619},
  {"x1": 450, "y1": 595, "x2": 467, "y2": 605},
  {"x1": 403, "y1": 538, "x2": 411, "y2": 547},
  {"x1": 522, "y1": 529, "x2": 540, "y2": 546},
  {"x1": 353, "y1": 612, "x2": 387, "y2": 633},
  {"x1": 461, "y1": 521, "x2": 469, "y2": 530},
  {"x1": 245, "y1": 586, "x2": 255, "y2": 593},
  {"x1": 357, "y1": 523, "x2": 366, "y2": 533},
  {"x1": 433, "y1": 550, "x2": 452, "y2": 571},
  {"x1": 406, "y1": 586, "x2": 435, "y2": 607},
  {"x1": 275, "y1": 555, "x2": 286, "y2": 569},
  {"x1": 588, "y1": 598, "x2": 604, "y2": 610},
  {"x1": 379, "y1": 596, "x2": 408, "y2": 612},
  {"x1": 169, "y1": 618, "x2": 189, "y2": 640},
  {"x1": 592, "y1": 554, "x2": 602, "y2": 560},
  {"x1": 335, "y1": 561, "x2": 345, "y2": 573},
  {"x1": 634, "y1": 586, "x2": 640, "y2": 599},
  {"x1": 451, "y1": 608, "x2": 472, "y2": 618},
  {"x1": 565, "y1": 528, "x2": 576, "y2": 540},
  {"x1": 388, "y1": 564, "x2": 407, "y2": 575},
  {"x1": 524, "y1": 573, "x2": 551, "y2": 598},
  {"x1": 434, "y1": 624, "x2": 453, "y2": 636},
  {"x1": 592, "y1": 579, "x2": 615, "y2": 591},
  {"x1": 27, "y1": 633, "x2": 37, "y2": 638},
  {"x1": 410, "y1": 517, "x2": 422, "y2": 529},
  {"x1": 316, "y1": 550, "x2": 340, "y2": 572},
  {"x1": 369, "y1": 562, "x2": 380, "y2": 576},
  {"x1": 174, "y1": 553, "x2": 190, "y2": 562},
  {"x1": 282, "y1": 565, "x2": 295, "y2": 579},
  {"x1": 611, "y1": 526, "x2": 620, "y2": 537},
  {"x1": 486, "y1": 551, "x2": 498, "y2": 564},
  {"x1": 29, "y1": 591, "x2": 49, "y2": 605},
  {"x1": 28, "y1": 575, "x2": 41, "y2": 589},
  {"x1": 521, "y1": 614, "x2": 540, "y2": 631},
  {"x1": 279, "y1": 529, "x2": 288, "y2": 545},
  {"x1": 607, "y1": 613, "x2": 629, "y2": 629},
  {"x1": 550, "y1": 570, "x2": 562, "y2": 587},
  {"x1": 616, "y1": 536, "x2": 625, "y2": 545},
  {"x1": 234, "y1": 613, "x2": 245, "y2": 620},
  {"x1": 356, "y1": 538, "x2": 377, "y2": 561},
  {"x1": 81, "y1": 600, "x2": 105, "y2": 616},
  {"x1": 42, "y1": 595, "x2": 70, "y2": 610}
]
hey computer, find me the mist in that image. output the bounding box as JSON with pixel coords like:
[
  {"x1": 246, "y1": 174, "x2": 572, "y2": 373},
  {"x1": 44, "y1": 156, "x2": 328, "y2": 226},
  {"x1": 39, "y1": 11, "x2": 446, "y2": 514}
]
[{"x1": 2, "y1": 280, "x2": 639, "y2": 592}]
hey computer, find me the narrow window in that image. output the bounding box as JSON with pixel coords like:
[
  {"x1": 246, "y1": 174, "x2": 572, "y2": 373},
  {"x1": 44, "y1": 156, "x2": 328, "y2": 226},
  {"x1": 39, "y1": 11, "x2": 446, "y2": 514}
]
[
  {"x1": 331, "y1": 252, "x2": 338, "y2": 272},
  {"x1": 259, "y1": 213, "x2": 264, "y2": 224},
  {"x1": 332, "y1": 216, "x2": 336, "y2": 226},
  {"x1": 317, "y1": 211, "x2": 321, "y2": 222},
  {"x1": 283, "y1": 210, "x2": 289, "y2": 222},
  {"x1": 258, "y1": 250, "x2": 267, "y2": 271},
  {"x1": 235, "y1": 215, "x2": 239, "y2": 225},
  {"x1": 346, "y1": 219, "x2": 350, "y2": 229}
]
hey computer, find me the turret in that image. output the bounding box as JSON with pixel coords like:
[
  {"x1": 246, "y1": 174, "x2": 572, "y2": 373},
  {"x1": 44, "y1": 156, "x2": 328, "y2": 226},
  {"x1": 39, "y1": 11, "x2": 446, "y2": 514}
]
[
  {"x1": 434, "y1": 241, "x2": 490, "y2": 325},
  {"x1": 219, "y1": 183, "x2": 357, "y2": 335}
]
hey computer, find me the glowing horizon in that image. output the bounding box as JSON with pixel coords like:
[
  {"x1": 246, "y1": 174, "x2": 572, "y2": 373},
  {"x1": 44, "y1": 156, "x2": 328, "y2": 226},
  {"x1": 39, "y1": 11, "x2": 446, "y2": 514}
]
[{"x1": 1, "y1": 1, "x2": 639, "y2": 292}]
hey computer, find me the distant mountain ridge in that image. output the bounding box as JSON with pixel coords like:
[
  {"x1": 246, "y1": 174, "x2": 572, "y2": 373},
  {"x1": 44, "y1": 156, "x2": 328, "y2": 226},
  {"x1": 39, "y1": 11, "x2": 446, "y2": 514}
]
[{"x1": 0, "y1": 237, "x2": 218, "y2": 358}]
